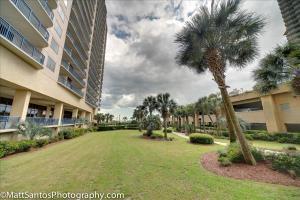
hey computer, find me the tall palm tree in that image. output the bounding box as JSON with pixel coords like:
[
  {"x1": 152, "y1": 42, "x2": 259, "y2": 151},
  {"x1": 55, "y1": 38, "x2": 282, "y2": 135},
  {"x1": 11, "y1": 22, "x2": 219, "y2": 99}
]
[
  {"x1": 156, "y1": 93, "x2": 177, "y2": 139},
  {"x1": 143, "y1": 96, "x2": 158, "y2": 116},
  {"x1": 186, "y1": 103, "x2": 196, "y2": 132},
  {"x1": 253, "y1": 42, "x2": 300, "y2": 95},
  {"x1": 175, "y1": 0, "x2": 265, "y2": 165},
  {"x1": 109, "y1": 114, "x2": 114, "y2": 122}
]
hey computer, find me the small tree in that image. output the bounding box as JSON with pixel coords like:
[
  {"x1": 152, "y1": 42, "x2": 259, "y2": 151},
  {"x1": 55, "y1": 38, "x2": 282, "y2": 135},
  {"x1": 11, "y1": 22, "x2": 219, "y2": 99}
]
[
  {"x1": 18, "y1": 121, "x2": 52, "y2": 140},
  {"x1": 156, "y1": 93, "x2": 177, "y2": 139}
]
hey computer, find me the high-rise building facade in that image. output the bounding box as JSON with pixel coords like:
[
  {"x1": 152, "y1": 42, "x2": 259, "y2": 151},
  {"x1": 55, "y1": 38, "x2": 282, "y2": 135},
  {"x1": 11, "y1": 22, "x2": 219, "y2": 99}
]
[
  {"x1": 0, "y1": 0, "x2": 107, "y2": 137},
  {"x1": 277, "y1": 0, "x2": 300, "y2": 42}
]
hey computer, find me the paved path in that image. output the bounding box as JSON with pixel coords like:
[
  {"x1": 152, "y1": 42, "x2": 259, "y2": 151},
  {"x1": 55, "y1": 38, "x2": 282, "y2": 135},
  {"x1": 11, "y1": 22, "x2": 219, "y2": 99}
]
[{"x1": 173, "y1": 132, "x2": 227, "y2": 146}]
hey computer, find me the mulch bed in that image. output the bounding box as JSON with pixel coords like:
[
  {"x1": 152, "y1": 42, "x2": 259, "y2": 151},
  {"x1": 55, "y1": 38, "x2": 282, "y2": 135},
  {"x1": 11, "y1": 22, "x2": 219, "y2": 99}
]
[{"x1": 201, "y1": 152, "x2": 300, "y2": 187}]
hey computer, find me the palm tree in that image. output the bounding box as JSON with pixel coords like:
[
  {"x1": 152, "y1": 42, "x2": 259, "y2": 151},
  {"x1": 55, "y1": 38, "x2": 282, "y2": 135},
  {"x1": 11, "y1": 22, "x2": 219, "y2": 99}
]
[
  {"x1": 253, "y1": 42, "x2": 300, "y2": 95},
  {"x1": 186, "y1": 103, "x2": 196, "y2": 132},
  {"x1": 109, "y1": 114, "x2": 114, "y2": 122},
  {"x1": 143, "y1": 96, "x2": 158, "y2": 116},
  {"x1": 156, "y1": 93, "x2": 177, "y2": 139},
  {"x1": 123, "y1": 117, "x2": 128, "y2": 122},
  {"x1": 104, "y1": 113, "x2": 110, "y2": 123},
  {"x1": 133, "y1": 105, "x2": 148, "y2": 131},
  {"x1": 175, "y1": 0, "x2": 265, "y2": 165},
  {"x1": 94, "y1": 113, "x2": 105, "y2": 125},
  {"x1": 196, "y1": 97, "x2": 208, "y2": 132},
  {"x1": 174, "y1": 106, "x2": 184, "y2": 130}
]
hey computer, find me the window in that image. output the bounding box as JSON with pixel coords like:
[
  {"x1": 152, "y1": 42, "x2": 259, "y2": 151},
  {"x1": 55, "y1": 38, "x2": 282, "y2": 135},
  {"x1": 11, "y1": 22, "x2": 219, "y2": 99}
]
[
  {"x1": 58, "y1": 5, "x2": 65, "y2": 21},
  {"x1": 46, "y1": 56, "x2": 56, "y2": 72},
  {"x1": 54, "y1": 21, "x2": 62, "y2": 37},
  {"x1": 50, "y1": 38, "x2": 59, "y2": 54}
]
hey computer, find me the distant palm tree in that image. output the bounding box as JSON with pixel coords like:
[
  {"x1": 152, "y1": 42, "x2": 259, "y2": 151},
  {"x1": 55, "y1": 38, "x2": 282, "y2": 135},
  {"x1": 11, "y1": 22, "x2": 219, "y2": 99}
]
[
  {"x1": 143, "y1": 96, "x2": 158, "y2": 116},
  {"x1": 196, "y1": 97, "x2": 208, "y2": 132},
  {"x1": 253, "y1": 42, "x2": 300, "y2": 95},
  {"x1": 109, "y1": 114, "x2": 114, "y2": 122},
  {"x1": 94, "y1": 113, "x2": 105, "y2": 125},
  {"x1": 175, "y1": 0, "x2": 265, "y2": 165},
  {"x1": 133, "y1": 105, "x2": 148, "y2": 131},
  {"x1": 123, "y1": 117, "x2": 128, "y2": 122},
  {"x1": 156, "y1": 93, "x2": 177, "y2": 139}
]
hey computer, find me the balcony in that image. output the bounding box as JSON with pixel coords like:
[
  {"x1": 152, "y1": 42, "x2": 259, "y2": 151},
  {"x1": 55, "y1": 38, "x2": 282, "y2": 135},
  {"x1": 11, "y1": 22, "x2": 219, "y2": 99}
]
[
  {"x1": 26, "y1": 117, "x2": 59, "y2": 126},
  {"x1": 25, "y1": 0, "x2": 54, "y2": 27},
  {"x1": 61, "y1": 118, "x2": 76, "y2": 125},
  {"x1": 66, "y1": 32, "x2": 88, "y2": 63},
  {"x1": 0, "y1": 17, "x2": 45, "y2": 69},
  {"x1": 58, "y1": 76, "x2": 84, "y2": 97},
  {"x1": 0, "y1": 0, "x2": 49, "y2": 47},
  {"x1": 63, "y1": 46, "x2": 86, "y2": 74},
  {"x1": 60, "y1": 60, "x2": 86, "y2": 87},
  {"x1": 0, "y1": 116, "x2": 20, "y2": 130}
]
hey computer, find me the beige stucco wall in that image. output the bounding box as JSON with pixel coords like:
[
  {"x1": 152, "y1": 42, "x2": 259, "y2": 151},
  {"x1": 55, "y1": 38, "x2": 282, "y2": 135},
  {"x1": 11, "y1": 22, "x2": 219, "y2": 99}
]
[{"x1": 0, "y1": 46, "x2": 93, "y2": 113}]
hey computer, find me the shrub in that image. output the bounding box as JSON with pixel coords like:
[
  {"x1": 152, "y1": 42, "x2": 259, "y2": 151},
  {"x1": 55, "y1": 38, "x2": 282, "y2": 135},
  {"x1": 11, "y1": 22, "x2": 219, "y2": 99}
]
[
  {"x1": 185, "y1": 124, "x2": 195, "y2": 134},
  {"x1": 189, "y1": 133, "x2": 214, "y2": 144},
  {"x1": 17, "y1": 121, "x2": 52, "y2": 140},
  {"x1": 15, "y1": 140, "x2": 33, "y2": 152},
  {"x1": 0, "y1": 140, "x2": 34, "y2": 158},
  {"x1": 218, "y1": 156, "x2": 232, "y2": 167},
  {"x1": 150, "y1": 132, "x2": 164, "y2": 139},
  {"x1": 34, "y1": 139, "x2": 49, "y2": 148},
  {"x1": 59, "y1": 129, "x2": 73, "y2": 139},
  {"x1": 284, "y1": 146, "x2": 297, "y2": 151},
  {"x1": 166, "y1": 127, "x2": 173, "y2": 133},
  {"x1": 245, "y1": 134, "x2": 253, "y2": 140},
  {"x1": 271, "y1": 154, "x2": 300, "y2": 177},
  {"x1": 219, "y1": 143, "x2": 264, "y2": 164}
]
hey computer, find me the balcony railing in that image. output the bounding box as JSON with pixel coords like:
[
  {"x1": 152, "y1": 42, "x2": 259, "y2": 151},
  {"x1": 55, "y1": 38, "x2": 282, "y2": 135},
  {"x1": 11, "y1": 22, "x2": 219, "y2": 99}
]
[
  {"x1": 58, "y1": 76, "x2": 83, "y2": 97},
  {"x1": 10, "y1": 0, "x2": 49, "y2": 41},
  {"x1": 0, "y1": 17, "x2": 45, "y2": 65},
  {"x1": 61, "y1": 118, "x2": 76, "y2": 125},
  {"x1": 26, "y1": 117, "x2": 59, "y2": 126},
  {"x1": 61, "y1": 60, "x2": 85, "y2": 86},
  {"x1": 38, "y1": 0, "x2": 54, "y2": 20},
  {"x1": 0, "y1": 116, "x2": 20, "y2": 129},
  {"x1": 63, "y1": 46, "x2": 85, "y2": 69},
  {"x1": 66, "y1": 32, "x2": 87, "y2": 61}
]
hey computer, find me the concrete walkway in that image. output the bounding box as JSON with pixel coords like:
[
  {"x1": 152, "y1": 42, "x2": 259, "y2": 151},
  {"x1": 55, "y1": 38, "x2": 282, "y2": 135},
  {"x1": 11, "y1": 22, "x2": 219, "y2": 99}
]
[{"x1": 173, "y1": 132, "x2": 227, "y2": 146}]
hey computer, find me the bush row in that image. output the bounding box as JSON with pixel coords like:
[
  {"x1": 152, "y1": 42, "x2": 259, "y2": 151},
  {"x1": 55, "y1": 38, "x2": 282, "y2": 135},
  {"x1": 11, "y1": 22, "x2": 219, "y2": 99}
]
[
  {"x1": 218, "y1": 143, "x2": 300, "y2": 177},
  {"x1": 244, "y1": 130, "x2": 300, "y2": 144},
  {"x1": 189, "y1": 133, "x2": 214, "y2": 144},
  {"x1": 0, "y1": 128, "x2": 91, "y2": 158}
]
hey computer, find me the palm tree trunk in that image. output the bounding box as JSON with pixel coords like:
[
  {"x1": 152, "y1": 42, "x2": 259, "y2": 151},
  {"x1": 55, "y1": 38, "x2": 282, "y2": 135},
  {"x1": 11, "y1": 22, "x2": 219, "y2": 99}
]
[
  {"x1": 163, "y1": 118, "x2": 167, "y2": 139},
  {"x1": 201, "y1": 114, "x2": 205, "y2": 133},
  {"x1": 219, "y1": 87, "x2": 256, "y2": 165},
  {"x1": 207, "y1": 50, "x2": 255, "y2": 165},
  {"x1": 223, "y1": 103, "x2": 236, "y2": 142}
]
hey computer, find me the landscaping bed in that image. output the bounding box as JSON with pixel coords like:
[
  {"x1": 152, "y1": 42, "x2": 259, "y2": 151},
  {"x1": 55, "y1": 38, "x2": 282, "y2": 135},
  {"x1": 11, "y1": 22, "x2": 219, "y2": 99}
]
[{"x1": 201, "y1": 152, "x2": 300, "y2": 187}]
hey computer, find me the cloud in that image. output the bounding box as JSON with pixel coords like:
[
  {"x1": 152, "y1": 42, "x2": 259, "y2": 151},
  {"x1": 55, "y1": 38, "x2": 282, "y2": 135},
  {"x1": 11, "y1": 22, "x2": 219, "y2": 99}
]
[{"x1": 101, "y1": 0, "x2": 286, "y2": 118}]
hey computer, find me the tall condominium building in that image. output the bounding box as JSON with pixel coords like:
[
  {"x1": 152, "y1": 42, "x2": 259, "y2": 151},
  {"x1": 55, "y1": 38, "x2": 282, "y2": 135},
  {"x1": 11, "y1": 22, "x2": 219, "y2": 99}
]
[
  {"x1": 277, "y1": 0, "x2": 300, "y2": 42},
  {"x1": 0, "y1": 0, "x2": 107, "y2": 138}
]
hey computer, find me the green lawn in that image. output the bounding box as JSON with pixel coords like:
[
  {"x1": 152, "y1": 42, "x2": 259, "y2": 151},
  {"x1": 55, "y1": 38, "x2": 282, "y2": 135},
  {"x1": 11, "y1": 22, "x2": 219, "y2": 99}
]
[
  {"x1": 0, "y1": 130, "x2": 299, "y2": 199},
  {"x1": 215, "y1": 138, "x2": 300, "y2": 151}
]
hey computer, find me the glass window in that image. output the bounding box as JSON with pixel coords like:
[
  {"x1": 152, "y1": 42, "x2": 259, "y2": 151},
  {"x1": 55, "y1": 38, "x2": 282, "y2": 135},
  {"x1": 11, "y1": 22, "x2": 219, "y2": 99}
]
[
  {"x1": 46, "y1": 56, "x2": 56, "y2": 72},
  {"x1": 50, "y1": 38, "x2": 59, "y2": 54},
  {"x1": 54, "y1": 21, "x2": 62, "y2": 38}
]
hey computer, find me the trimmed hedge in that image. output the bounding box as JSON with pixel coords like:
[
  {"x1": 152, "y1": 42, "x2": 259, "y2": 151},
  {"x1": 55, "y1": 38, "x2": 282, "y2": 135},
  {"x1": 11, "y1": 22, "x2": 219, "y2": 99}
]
[
  {"x1": 245, "y1": 130, "x2": 300, "y2": 144},
  {"x1": 97, "y1": 125, "x2": 126, "y2": 131},
  {"x1": 189, "y1": 133, "x2": 214, "y2": 144},
  {"x1": 0, "y1": 128, "x2": 91, "y2": 158},
  {"x1": 271, "y1": 154, "x2": 300, "y2": 177}
]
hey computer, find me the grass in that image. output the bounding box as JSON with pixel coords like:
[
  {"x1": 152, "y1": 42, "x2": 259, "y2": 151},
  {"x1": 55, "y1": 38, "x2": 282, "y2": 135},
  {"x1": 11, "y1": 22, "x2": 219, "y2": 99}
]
[
  {"x1": 215, "y1": 138, "x2": 300, "y2": 151},
  {"x1": 0, "y1": 130, "x2": 299, "y2": 199}
]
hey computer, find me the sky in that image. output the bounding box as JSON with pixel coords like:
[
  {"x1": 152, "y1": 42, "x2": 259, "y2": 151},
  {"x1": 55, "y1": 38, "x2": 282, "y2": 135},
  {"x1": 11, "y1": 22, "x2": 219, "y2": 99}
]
[{"x1": 100, "y1": 0, "x2": 287, "y2": 119}]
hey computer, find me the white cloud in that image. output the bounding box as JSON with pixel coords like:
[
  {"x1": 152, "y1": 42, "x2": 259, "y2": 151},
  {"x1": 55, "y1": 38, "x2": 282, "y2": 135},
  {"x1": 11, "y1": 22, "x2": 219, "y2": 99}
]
[{"x1": 101, "y1": 0, "x2": 286, "y2": 118}]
